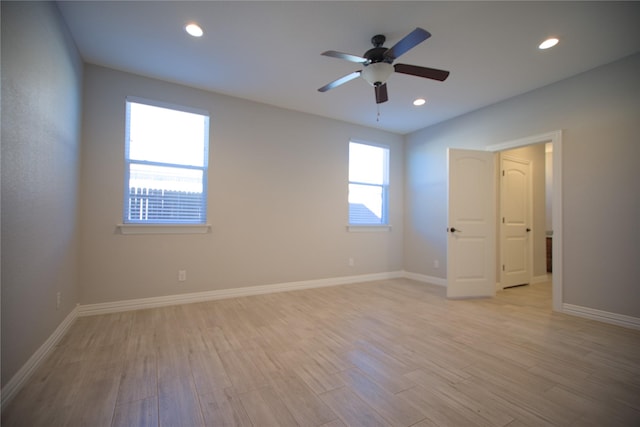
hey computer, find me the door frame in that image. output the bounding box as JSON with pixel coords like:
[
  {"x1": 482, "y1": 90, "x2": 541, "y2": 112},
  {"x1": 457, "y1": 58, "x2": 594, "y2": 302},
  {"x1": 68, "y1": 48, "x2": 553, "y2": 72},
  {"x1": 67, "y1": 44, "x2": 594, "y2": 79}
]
[{"x1": 486, "y1": 130, "x2": 562, "y2": 312}]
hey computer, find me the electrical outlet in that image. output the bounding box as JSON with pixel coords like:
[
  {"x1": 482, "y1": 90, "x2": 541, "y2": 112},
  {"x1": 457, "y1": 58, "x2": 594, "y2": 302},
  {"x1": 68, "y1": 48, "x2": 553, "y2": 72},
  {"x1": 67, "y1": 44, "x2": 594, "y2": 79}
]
[
  {"x1": 434, "y1": 260, "x2": 440, "y2": 269},
  {"x1": 178, "y1": 270, "x2": 187, "y2": 282},
  {"x1": 56, "y1": 292, "x2": 61, "y2": 310},
  {"x1": 348, "y1": 257, "x2": 355, "y2": 267}
]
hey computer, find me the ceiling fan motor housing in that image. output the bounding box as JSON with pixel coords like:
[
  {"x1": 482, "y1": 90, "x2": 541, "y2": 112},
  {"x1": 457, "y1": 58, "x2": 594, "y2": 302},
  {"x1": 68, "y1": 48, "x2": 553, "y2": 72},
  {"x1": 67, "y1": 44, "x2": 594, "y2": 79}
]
[
  {"x1": 361, "y1": 35, "x2": 395, "y2": 86},
  {"x1": 364, "y1": 46, "x2": 390, "y2": 63}
]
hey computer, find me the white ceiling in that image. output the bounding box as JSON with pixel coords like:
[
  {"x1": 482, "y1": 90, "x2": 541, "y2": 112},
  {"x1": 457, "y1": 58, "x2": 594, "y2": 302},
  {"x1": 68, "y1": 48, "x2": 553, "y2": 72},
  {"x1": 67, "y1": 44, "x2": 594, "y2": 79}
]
[{"x1": 57, "y1": 1, "x2": 640, "y2": 135}]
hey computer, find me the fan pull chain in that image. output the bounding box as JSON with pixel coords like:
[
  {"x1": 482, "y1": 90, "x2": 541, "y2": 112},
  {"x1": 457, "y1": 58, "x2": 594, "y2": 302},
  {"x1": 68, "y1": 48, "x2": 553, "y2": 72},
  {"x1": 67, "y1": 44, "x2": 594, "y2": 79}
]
[{"x1": 376, "y1": 104, "x2": 380, "y2": 122}]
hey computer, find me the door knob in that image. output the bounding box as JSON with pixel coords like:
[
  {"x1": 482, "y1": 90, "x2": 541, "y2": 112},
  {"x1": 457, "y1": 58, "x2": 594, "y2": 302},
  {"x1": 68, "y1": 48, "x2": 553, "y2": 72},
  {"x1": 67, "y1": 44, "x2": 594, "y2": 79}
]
[
  {"x1": 526, "y1": 228, "x2": 531, "y2": 232},
  {"x1": 449, "y1": 227, "x2": 461, "y2": 233}
]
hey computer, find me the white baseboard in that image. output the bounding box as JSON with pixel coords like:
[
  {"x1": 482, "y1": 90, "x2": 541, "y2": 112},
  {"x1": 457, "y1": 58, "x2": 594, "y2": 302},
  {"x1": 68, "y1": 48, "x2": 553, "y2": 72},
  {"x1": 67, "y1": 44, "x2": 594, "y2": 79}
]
[
  {"x1": 78, "y1": 271, "x2": 405, "y2": 316},
  {"x1": 1, "y1": 306, "x2": 79, "y2": 410},
  {"x1": 562, "y1": 303, "x2": 640, "y2": 330},
  {"x1": 402, "y1": 271, "x2": 447, "y2": 287}
]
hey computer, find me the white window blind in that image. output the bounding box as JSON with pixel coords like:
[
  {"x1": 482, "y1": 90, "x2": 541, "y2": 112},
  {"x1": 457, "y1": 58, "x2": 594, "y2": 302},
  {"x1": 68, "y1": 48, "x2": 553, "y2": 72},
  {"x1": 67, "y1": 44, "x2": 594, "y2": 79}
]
[
  {"x1": 348, "y1": 141, "x2": 389, "y2": 225},
  {"x1": 124, "y1": 98, "x2": 209, "y2": 224}
]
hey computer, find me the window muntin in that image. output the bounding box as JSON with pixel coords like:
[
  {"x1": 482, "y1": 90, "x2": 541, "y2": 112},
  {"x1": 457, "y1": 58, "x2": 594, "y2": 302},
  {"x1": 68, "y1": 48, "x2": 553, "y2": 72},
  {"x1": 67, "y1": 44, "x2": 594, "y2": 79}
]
[
  {"x1": 124, "y1": 99, "x2": 209, "y2": 224},
  {"x1": 348, "y1": 141, "x2": 389, "y2": 225}
]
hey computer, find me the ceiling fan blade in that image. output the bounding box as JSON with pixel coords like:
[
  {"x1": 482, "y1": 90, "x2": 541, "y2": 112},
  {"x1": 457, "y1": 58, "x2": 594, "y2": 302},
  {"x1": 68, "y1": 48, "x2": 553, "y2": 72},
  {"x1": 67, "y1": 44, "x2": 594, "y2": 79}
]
[
  {"x1": 318, "y1": 71, "x2": 362, "y2": 92},
  {"x1": 394, "y1": 63, "x2": 450, "y2": 81},
  {"x1": 384, "y1": 27, "x2": 431, "y2": 61},
  {"x1": 375, "y1": 83, "x2": 388, "y2": 104},
  {"x1": 321, "y1": 50, "x2": 368, "y2": 64}
]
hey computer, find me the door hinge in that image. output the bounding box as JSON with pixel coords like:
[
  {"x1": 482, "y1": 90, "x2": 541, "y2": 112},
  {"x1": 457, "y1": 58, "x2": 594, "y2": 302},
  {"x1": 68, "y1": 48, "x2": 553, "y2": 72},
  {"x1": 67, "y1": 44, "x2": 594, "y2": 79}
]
[
  {"x1": 502, "y1": 264, "x2": 505, "y2": 271},
  {"x1": 502, "y1": 170, "x2": 505, "y2": 176},
  {"x1": 502, "y1": 217, "x2": 505, "y2": 223}
]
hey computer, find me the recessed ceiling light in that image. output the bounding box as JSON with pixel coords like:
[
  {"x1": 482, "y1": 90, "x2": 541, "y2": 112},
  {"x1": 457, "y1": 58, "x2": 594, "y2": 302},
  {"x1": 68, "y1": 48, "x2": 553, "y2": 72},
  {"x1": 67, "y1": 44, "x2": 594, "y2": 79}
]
[
  {"x1": 413, "y1": 98, "x2": 426, "y2": 106},
  {"x1": 538, "y1": 37, "x2": 559, "y2": 50},
  {"x1": 185, "y1": 23, "x2": 203, "y2": 38}
]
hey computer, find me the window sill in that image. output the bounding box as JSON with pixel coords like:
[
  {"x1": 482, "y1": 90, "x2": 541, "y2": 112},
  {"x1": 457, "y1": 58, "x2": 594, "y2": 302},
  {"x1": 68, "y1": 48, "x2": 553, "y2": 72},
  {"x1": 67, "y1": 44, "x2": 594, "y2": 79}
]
[
  {"x1": 347, "y1": 224, "x2": 392, "y2": 232},
  {"x1": 117, "y1": 224, "x2": 211, "y2": 235}
]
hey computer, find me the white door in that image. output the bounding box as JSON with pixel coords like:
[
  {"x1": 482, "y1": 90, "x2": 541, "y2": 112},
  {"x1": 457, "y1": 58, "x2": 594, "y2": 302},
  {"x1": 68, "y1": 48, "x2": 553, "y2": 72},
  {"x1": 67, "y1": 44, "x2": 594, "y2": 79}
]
[
  {"x1": 447, "y1": 149, "x2": 496, "y2": 298},
  {"x1": 500, "y1": 155, "x2": 532, "y2": 288}
]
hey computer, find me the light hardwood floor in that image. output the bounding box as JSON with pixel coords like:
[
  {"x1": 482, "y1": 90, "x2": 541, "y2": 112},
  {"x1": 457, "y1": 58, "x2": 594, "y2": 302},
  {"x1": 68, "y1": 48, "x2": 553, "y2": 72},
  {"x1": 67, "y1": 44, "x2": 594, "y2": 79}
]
[{"x1": 3, "y1": 279, "x2": 640, "y2": 426}]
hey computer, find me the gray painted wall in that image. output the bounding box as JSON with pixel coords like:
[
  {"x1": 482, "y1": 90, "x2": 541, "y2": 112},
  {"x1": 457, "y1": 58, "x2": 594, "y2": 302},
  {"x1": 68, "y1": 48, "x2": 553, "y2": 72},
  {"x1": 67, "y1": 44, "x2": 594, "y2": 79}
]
[
  {"x1": 404, "y1": 53, "x2": 640, "y2": 318},
  {"x1": 78, "y1": 65, "x2": 404, "y2": 305},
  {"x1": 1, "y1": 2, "x2": 83, "y2": 386}
]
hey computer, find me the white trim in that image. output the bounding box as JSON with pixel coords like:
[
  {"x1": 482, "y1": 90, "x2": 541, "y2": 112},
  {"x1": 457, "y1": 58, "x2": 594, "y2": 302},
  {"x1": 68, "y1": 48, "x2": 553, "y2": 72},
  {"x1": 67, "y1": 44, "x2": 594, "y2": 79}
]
[
  {"x1": 78, "y1": 271, "x2": 405, "y2": 316},
  {"x1": 117, "y1": 224, "x2": 211, "y2": 235},
  {"x1": 402, "y1": 271, "x2": 447, "y2": 287},
  {"x1": 485, "y1": 131, "x2": 561, "y2": 153},
  {"x1": 347, "y1": 225, "x2": 392, "y2": 232},
  {"x1": 125, "y1": 95, "x2": 210, "y2": 117},
  {"x1": 563, "y1": 304, "x2": 640, "y2": 330},
  {"x1": 1, "y1": 306, "x2": 79, "y2": 410},
  {"x1": 349, "y1": 138, "x2": 390, "y2": 151},
  {"x1": 485, "y1": 130, "x2": 563, "y2": 312},
  {"x1": 550, "y1": 132, "x2": 563, "y2": 312}
]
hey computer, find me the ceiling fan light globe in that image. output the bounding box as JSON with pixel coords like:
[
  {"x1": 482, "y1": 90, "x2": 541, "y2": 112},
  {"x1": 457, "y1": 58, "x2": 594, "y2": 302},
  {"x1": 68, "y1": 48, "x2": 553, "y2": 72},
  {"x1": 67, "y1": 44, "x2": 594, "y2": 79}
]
[{"x1": 361, "y1": 62, "x2": 393, "y2": 86}]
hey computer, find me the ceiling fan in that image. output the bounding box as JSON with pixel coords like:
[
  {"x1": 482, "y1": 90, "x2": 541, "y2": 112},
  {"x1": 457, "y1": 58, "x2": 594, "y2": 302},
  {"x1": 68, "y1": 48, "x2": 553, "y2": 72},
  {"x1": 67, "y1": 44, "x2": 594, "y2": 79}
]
[{"x1": 318, "y1": 27, "x2": 450, "y2": 104}]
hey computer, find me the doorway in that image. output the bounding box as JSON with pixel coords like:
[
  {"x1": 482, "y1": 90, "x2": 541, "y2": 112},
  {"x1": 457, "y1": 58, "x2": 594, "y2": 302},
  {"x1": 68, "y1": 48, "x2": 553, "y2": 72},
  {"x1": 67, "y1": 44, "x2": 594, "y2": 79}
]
[{"x1": 487, "y1": 131, "x2": 562, "y2": 311}]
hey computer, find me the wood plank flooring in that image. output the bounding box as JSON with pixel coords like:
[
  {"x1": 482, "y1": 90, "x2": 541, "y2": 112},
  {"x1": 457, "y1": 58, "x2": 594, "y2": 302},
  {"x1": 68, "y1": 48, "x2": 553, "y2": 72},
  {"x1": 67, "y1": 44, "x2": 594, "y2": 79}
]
[{"x1": 3, "y1": 279, "x2": 640, "y2": 426}]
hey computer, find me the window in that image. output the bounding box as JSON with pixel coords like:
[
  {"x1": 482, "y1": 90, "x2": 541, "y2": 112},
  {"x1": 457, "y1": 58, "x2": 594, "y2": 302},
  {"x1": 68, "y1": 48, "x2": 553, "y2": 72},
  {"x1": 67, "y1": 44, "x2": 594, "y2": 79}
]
[
  {"x1": 348, "y1": 141, "x2": 389, "y2": 225},
  {"x1": 124, "y1": 98, "x2": 209, "y2": 224}
]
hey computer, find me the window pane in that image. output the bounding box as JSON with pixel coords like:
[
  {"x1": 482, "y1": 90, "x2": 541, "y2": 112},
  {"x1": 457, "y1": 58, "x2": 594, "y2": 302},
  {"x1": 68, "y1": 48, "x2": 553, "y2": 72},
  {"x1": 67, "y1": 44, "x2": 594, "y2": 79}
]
[
  {"x1": 128, "y1": 102, "x2": 207, "y2": 166},
  {"x1": 126, "y1": 164, "x2": 205, "y2": 223},
  {"x1": 349, "y1": 183, "x2": 383, "y2": 224},
  {"x1": 124, "y1": 99, "x2": 209, "y2": 225},
  {"x1": 348, "y1": 141, "x2": 389, "y2": 225},
  {"x1": 349, "y1": 142, "x2": 385, "y2": 184},
  {"x1": 129, "y1": 163, "x2": 203, "y2": 193}
]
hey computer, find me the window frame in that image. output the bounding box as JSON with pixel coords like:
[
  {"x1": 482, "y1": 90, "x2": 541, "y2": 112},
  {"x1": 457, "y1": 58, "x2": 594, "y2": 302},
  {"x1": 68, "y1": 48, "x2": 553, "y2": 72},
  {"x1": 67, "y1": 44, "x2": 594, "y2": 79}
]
[
  {"x1": 123, "y1": 96, "x2": 210, "y2": 227},
  {"x1": 348, "y1": 140, "x2": 390, "y2": 228}
]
